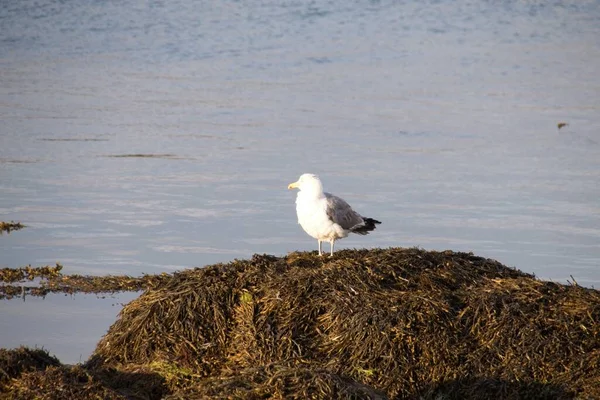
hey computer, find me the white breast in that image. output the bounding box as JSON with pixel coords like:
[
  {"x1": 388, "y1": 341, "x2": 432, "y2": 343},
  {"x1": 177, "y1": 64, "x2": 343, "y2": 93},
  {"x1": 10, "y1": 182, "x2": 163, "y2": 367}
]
[{"x1": 295, "y1": 192, "x2": 347, "y2": 241}]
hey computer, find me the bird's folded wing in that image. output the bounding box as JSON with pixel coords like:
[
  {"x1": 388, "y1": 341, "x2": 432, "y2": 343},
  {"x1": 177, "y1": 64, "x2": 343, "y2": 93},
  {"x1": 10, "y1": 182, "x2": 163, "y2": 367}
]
[{"x1": 325, "y1": 193, "x2": 364, "y2": 230}]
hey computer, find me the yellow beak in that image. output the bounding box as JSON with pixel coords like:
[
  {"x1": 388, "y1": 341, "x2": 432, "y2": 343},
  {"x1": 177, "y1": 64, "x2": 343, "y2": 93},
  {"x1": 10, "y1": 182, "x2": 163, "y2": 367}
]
[{"x1": 288, "y1": 181, "x2": 299, "y2": 190}]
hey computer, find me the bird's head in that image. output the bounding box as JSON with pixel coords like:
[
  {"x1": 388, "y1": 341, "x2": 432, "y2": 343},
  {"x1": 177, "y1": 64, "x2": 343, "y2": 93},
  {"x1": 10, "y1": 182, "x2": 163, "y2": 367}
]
[{"x1": 288, "y1": 173, "x2": 323, "y2": 194}]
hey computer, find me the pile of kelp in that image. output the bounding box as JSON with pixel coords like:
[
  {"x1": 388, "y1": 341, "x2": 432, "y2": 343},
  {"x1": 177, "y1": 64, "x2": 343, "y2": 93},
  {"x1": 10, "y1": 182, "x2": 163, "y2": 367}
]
[{"x1": 1, "y1": 248, "x2": 599, "y2": 399}]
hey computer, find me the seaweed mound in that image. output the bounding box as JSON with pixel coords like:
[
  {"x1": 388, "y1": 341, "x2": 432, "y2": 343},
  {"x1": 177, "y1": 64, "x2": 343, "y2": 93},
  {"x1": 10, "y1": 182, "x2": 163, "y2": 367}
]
[
  {"x1": 0, "y1": 351, "x2": 167, "y2": 400},
  {"x1": 86, "y1": 248, "x2": 600, "y2": 399},
  {"x1": 0, "y1": 347, "x2": 60, "y2": 385},
  {"x1": 5, "y1": 365, "x2": 127, "y2": 400}
]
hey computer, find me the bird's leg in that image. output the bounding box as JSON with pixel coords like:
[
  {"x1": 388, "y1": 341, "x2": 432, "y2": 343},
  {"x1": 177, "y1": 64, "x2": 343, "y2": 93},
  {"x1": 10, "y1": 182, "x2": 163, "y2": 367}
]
[
  {"x1": 330, "y1": 240, "x2": 335, "y2": 257},
  {"x1": 318, "y1": 240, "x2": 323, "y2": 256}
]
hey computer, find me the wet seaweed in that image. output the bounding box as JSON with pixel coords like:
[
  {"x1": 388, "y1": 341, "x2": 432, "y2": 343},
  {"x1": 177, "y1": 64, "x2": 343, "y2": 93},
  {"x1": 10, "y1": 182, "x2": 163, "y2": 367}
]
[
  {"x1": 88, "y1": 248, "x2": 599, "y2": 399},
  {"x1": 2, "y1": 248, "x2": 600, "y2": 399},
  {"x1": 0, "y1": 347, "x2": 60, "y2": 385},
  {"x1": 0, "y1": 350, "x2": 167, "y2": 399},
  {"x1": 165, "y1": 364, "x2": 388, "y2": 399},
  {"x1": 0, "y1": 264, "x2": 63, "y2": 283},
  {"x1": 0, "y1": 221, "x2": 25, "y2": 234},
  {"x1": 4, "y1": 365, "x2": 128, "y2": 400},
  {"x1": 0, "y1": 264, "x2": 170, "y2": 300}
]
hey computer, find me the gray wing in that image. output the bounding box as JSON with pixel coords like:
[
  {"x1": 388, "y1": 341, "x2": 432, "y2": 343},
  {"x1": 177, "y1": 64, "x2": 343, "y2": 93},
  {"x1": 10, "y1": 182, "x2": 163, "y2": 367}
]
[{"x1": 324, "y1": 192, "x2": 364, "y2": 230}]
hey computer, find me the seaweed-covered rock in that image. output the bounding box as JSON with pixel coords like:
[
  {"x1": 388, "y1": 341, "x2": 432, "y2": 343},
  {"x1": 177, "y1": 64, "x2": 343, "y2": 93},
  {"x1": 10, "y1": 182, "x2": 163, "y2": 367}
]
[
  {"x1": 0, "y1": 347, "x2": 60, "y2": 386},
  {"x1": 3, "y1": 365, "x2": 126, "y2": 400},
  {"x1": 86, "y1": 248, "x2": 600, "y2": 399},
  {"x1": 1, "y1": 360, "x2": 167, "y2": 400}
]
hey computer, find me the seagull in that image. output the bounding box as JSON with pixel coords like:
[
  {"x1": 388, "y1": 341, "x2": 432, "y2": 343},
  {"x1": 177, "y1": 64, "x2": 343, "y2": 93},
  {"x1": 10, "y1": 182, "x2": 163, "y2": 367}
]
[{"x1": 288, "y1": 173, "x2": 381, "y2": 256}]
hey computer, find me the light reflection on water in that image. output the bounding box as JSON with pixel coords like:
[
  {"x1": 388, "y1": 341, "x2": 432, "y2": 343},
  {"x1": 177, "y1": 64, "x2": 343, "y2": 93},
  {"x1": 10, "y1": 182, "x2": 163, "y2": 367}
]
[
  {"x1": 0, "y1": 292, "x2": 141, "y2": 363},
  {"x1": 1, "y1": 0, "x2": 599, "y2": 363}
]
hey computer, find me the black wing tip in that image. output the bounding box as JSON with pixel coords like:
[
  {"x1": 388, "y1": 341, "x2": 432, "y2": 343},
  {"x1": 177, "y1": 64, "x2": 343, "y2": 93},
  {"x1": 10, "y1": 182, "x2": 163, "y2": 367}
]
[{"x1": 351, "y1": 217, "x2": 381, "y2": 235}]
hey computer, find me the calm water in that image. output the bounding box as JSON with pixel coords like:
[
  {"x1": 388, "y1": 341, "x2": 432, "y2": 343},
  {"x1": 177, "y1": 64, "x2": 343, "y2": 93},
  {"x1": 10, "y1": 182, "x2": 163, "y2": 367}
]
[{"x1": 1, "y1": 0, "x2": 599, "y2": 363}]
